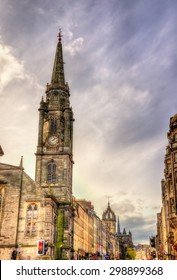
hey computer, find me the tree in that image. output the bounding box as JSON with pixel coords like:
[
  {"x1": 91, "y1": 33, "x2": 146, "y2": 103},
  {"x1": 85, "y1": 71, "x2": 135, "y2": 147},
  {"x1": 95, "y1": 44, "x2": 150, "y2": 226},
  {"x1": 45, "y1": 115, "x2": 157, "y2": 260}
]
[{"x1": 126, "y1": 248, "x2": 136, "y2": 260}]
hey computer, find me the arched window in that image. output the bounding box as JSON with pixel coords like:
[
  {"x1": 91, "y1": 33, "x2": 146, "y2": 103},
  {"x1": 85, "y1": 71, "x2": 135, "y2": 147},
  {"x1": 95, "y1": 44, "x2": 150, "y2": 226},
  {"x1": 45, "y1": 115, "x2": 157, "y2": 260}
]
[
  {"x1": 26, "y1": 204, "x2": 38, "y2": 236},
  {"x1": 47, "y1": 161, "x2": 57, "y2": 183}
]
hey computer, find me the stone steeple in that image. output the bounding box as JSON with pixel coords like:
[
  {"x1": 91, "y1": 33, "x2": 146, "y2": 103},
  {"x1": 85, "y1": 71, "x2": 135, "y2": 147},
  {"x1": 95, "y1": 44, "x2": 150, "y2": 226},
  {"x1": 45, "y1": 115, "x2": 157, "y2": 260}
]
[
  {"x1": 35, "y1": 32, "x2": 74, "y2": 259},
  {"x1": 117, "y1": 216, "x2": 121, "y2": 234},
  {"x1": 37, "y1": 31, "x2": 73, "y2": 156},
  {"x1": 47, "y1": 30, "x2": 69, "y2": 92}
]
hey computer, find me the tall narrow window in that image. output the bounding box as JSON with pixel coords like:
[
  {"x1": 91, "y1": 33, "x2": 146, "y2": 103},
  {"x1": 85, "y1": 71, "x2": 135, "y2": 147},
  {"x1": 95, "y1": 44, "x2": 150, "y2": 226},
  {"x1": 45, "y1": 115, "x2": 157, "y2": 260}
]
[
  {"x1": 175, "y1": 153, "x2": 177, "y2": 162},
  {"x1": 170, "y1": 198, "x2": 175, "y2": 213},
  {"x1": 0, "y1": 192, "x2": 2, "y2": 222},
  {"x1": 51, "y1": 118, "x2": 57, "y2": 134},
  {"x1": 0, "y1": 193, "x2": 2, "y2": 209},
  {"x1": 64, "y1": 211, "x2": 69, "y2": 230},
  {"x1": 47, "y1": 161, "x2": 57, "y2": 183},
  {"x1": 0, "y1": 188, "x2": 5, "y2": 226},
  {"x1": 54, "y1": 215, "x2": 57, "y2": 243},
  {"x1": 26, "y1": 204, "x2": 38, "y2": 236}
]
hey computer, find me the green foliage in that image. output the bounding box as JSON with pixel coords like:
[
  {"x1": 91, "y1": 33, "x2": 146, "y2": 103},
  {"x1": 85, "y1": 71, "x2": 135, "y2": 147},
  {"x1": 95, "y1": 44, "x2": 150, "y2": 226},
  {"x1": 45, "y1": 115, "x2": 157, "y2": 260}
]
[
  {"x1": 126, "y1": 248, "x2": 136, "y2": 260},
  {"x1": 55, "y1": 209, "x2": 65, "y2": 259}
]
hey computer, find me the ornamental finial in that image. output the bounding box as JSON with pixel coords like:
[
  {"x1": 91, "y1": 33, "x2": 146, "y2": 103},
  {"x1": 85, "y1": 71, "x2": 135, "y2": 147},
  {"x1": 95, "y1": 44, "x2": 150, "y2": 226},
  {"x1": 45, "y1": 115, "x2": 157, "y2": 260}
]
[{"x1": 57, "y1": 28, "x2": 63, "y2": 42}]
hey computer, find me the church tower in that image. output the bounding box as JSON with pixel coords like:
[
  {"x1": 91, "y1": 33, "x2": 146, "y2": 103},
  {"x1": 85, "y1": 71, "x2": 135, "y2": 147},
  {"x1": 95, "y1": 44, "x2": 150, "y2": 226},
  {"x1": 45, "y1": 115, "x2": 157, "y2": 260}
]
[
  {"x1": 35, "y1": 32, "x2": 74, "y2": 259},
  {"x1": 35, "y1": 31, "x2": 74, "y2": 201},
  {"x1": 102, "y1": 202, "x2": 116, "y2": 234}
]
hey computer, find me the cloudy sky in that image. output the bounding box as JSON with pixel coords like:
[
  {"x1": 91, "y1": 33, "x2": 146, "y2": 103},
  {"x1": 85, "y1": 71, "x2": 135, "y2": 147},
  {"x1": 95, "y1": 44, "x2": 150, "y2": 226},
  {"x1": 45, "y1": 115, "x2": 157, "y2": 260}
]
[{"x1": 1, "y1": 0, "x2": 177, "y2": 244}]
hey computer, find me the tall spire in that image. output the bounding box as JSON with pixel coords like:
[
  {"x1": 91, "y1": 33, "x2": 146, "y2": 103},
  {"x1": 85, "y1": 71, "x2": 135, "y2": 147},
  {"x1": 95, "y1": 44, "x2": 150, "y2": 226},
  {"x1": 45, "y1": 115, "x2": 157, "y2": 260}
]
[
  {"x1": 108, "y1": 200, "x2": 110, "y2": 208},
  {"x1": 117, "y1": 216, "x2": 121, "y2": 234},
  {"x1": 0, "y1": 145, "x2": 4, "y2": 157},
  {"x1": 51, "y1": 29, "x2": 65, "y2": 87}
]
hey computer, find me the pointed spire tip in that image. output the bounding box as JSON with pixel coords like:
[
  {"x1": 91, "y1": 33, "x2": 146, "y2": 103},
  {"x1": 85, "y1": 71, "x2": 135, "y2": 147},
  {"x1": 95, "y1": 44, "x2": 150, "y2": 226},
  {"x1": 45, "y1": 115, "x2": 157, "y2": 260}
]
[
  {"x1": 19, "y1": 156, "x2": 23, "y2": 168},
  {"x1": 57, "y1": 28, "x2": 63, "y2": 43}
]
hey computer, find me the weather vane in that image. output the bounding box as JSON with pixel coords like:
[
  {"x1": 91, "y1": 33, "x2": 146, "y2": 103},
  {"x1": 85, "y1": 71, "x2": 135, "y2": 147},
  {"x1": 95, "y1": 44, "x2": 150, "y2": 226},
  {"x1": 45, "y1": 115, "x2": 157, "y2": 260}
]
[
  {"x1": 107, "y1": 196, "x2": 111, "y2": 205},
  {"x1": 57, "y1": 27, "x2": 63, "y2": 42}
]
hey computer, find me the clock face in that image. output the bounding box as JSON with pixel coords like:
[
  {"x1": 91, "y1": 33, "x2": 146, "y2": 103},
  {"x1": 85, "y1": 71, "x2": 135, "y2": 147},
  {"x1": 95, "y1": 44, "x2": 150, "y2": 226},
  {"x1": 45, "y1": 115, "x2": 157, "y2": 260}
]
[{"x1": 48, "y1": 136, "x2": 58, "y2": 145}]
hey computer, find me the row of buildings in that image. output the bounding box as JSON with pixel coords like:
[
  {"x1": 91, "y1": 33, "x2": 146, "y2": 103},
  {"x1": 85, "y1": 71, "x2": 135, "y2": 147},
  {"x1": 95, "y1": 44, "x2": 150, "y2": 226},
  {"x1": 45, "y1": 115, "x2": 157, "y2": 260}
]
[
  {"x1": 0, "y1": 32, "x2": 133, "y2": 260},
  {"x1": 156, "y1": 114, "x2": 177, "y2": 259},
  {"x1": 73, "y1": 199, "x2": 133, "y2": 259}
]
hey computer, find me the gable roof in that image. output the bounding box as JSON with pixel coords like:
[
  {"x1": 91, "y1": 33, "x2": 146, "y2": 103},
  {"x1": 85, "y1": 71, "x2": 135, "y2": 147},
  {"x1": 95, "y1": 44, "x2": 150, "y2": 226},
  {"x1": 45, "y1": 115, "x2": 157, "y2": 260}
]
[{"x1": 0, "y1": 162, "x2": 21, "y2": 171}]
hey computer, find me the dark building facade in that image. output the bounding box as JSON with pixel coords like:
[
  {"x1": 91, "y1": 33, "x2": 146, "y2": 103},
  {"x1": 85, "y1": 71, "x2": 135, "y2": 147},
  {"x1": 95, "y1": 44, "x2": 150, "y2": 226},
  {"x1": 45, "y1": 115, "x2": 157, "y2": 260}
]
[{"x1": 156, "y1": 113, "x2": 177, "y2": 259}]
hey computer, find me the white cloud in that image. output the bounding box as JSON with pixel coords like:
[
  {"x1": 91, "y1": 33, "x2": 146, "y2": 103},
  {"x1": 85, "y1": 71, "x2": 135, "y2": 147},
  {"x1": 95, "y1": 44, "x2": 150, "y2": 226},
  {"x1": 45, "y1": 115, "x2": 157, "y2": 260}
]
[
  {"x1": 65, "y1": 28, "x2": 74, "y2": 40},
  {"x1": 119, "y1": 84, "x2": 151, "y2": 108},
  {"x1": 65, "y1": 37, "x2": 84, "y2": 56},
  {"x1": 0, "y1": 42, "x2": 25, "y2": 90},
  {"x1": 0, "y1": 40, "x2": 43, "y2": 179},
  {"x1": 16, "y1": 105, "x2": 29, "y2": 112},
  {"x1": 35, "y1": 7, "x2": 45, "y2": 15}
]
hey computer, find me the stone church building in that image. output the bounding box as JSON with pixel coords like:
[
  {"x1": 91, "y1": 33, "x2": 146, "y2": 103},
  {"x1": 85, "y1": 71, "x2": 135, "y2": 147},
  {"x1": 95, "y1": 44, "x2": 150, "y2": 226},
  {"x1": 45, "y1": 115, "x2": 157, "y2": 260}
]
[
  {"x1": 0, "y1": 32, "x2": 74, "y2": 260},
  {"x1": 102, "y1": 202, "x2": 133, "y2": 259}
]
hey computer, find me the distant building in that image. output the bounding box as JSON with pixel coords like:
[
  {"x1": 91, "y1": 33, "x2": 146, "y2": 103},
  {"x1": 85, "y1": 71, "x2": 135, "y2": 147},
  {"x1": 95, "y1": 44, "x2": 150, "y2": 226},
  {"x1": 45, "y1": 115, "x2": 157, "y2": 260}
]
[
  {"x1": 102, "y1": 203, "x2": 133, "y2": 259},
  {"x1": 135, "y1": 244, "x2": 150, "y2": 260},
  {"x1": 116, "y1": 216, "x2": 134, "y2": 259},
  {"x1": 102, "y1": 202, "x2": 118, "y2": 259}
]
